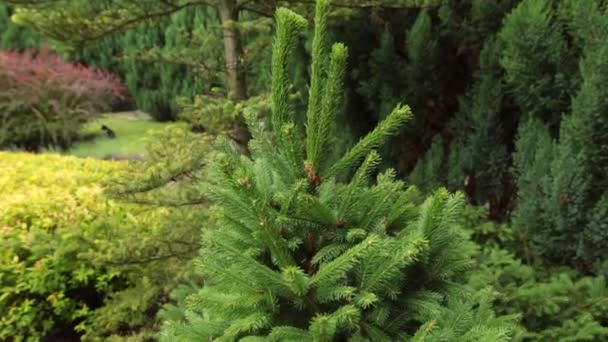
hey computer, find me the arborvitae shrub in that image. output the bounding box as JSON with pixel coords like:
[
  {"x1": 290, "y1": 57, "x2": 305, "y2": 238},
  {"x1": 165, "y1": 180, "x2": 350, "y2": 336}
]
[
  {"x1": 446, "y1": 37, "x2": 510, "y2": 216},
  {"x1": 68, "y1": 7, "x2": 219, "y2": 121},
  {"x1": 121, "y1": 23, "x2": 174, "y2": 120},
  {"x1": 357, "y1": 9, "x2": 442, "y2": 173},
  {"x1": 0, "y1": 48, "x2": 125, "y2": 150},
  {"x1": 357, "y1": 30, "x2": 405, "y2": 121},
  {"x1": 160, "y1": 1, "x2": 514, "y2": 340},
  {"x1": 509, "y1": 3, "x2": 608, "y2": 271},
  {"x1": 543, "y1": 40, "x2": 608, "y2": 269},
  {"x1": 404, "y1": 9, "x2": 439, "y2": 107},
  {"x1": 558, "y1": 0, "x2": 608, "y2": 53},
  {"x1": 498, "y1": 0, "x2": 575, "y2": 130},
  {"x1": 511, "y1": 117, "x2": 554, "y2": 259},
  {"x1": 69, "y1": 6, "x2": 271, "y2": 122}
]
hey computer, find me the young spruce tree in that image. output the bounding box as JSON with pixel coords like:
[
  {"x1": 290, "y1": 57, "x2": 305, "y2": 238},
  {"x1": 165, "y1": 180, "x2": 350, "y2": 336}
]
[{"x1": 160, "y1": 1, "x2": 514, "y2": 340}]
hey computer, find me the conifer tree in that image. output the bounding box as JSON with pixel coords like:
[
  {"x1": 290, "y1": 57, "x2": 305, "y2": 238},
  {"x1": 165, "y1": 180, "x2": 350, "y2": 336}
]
[
  {"x1": 7, "y1": 0, "x2": 439, "y2": 105},
  {"x1": 159, "y1": 1, "x2": 514, "y2": 340},
  {"x1": 511, "y1": 0, "x2": 608, "y2": 271},
  {"x1": 498, "y1": 0, "x2": 575, "y2": 130},
  {"x1": 445, "y1": 37, "x2": 510, "y2": 218},
  {"x1": 404, "y1": 9, "x2": 438, "y2": 107},
  {"x1": 357, "y1": 9, "x2": 442, "y2": 173},
  {"x1": 511, "y1": 117, "x2": 554, "y2": 260},
  {"x1": 544, "y1": 37, "x2": 608, "y2": 269},
  {"x1": 357, "y1": 30, "x2": 405, "y2": 121},
  {"x1": 121, "y1": 22, "x2": 170, "y2": 118}
]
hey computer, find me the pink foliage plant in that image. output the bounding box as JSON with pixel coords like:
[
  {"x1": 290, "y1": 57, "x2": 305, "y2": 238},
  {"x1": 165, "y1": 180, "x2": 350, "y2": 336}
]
[{"x1": 0, "y1": 46, "x2": 126, "y2": 150}]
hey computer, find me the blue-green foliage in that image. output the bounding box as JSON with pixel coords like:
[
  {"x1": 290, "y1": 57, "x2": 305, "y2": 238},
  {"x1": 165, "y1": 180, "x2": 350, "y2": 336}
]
[
  {"x1": 402, "y1": 1, "x2": 518, "y2": 216},
  {"x1": 511, "y1": 117, "x2": 554, "y2": 252},
  {"x1": 498, "y1": 0, "x2": 576, "y2": 129},
  {"x1": 357, "y1": 30, "x2": 405, "y2": 121},
  {"x1": 545, "y1": 39, "x2": 608, "y2": 269},
  {"x1": 122, "y1": 23, "x2": 174, "y2": 119},
  {"x1": 357, "y1": 9, "x2": 442, "y2": 173},
  {"x1": 508, "y1": 0, "x2": 608, "y2": 271},
  {"x1": 404, "y1": 10, "x2": 439, "y2": 108},
  {"x1": 447, "y1": 37, "x2": 509, "y2": 210}
]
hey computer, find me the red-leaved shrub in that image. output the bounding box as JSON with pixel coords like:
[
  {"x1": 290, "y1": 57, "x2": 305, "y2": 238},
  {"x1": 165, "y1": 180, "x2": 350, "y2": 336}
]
[{"x1": 0, "y1": 47, "x2": 126, "y2": 150}]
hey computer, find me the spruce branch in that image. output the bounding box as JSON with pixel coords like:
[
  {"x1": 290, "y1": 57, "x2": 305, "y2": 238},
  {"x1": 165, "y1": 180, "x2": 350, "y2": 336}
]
[
  {"x1": 268, "y1": 326, "x2": 312, "y2": 340},
  {"x1": 223, "y1": 312, "x2": 271, "y2": 338},
  {"x1": 203, "y1": 238, "x2": 293, "y2": 296},
  {"x1": 311, "y1": 234, "x2": 380, "y2": 286},
  {"x1": 316, "y1": 42, "x2": 348, "y2": 170},
  {"x1": 281, "y1": 266, "x2": 311, "y2": 296},
  {"x1": 305, "y1": 0, "x2": 330, "y2": 169},
  {"x1": 309, "y1": 314, "x2": 337, "y2": 341},
  {"x1": 337, "y1": 151, "x2": 380, "y2": 220},
  {"x1": 271, "y1": 8, "x2": 307, "y2": 137},
  {"x1": 326, "y1": 104, "x2": 412, "y2": 179},
  {"x1": 358, "y1": 231, "x2": 427, "y2": 292}
]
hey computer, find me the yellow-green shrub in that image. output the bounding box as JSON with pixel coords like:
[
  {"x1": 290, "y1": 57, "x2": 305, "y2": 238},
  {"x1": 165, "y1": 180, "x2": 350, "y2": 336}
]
[
  {"x1": 0, "y1": 153, "x2": 118, "y2": 340},
  {"x1": 0, "y1": 153, "x2": 119, "y2": 229},
  {"x1": 0, "y1": 151, "x2": 199, "y2": 341}
]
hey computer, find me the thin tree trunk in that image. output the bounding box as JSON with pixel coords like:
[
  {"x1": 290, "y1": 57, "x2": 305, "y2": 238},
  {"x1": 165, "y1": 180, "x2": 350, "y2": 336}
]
[{"x1": 218, "y1": 0, "x2": 247, "y2": 101}]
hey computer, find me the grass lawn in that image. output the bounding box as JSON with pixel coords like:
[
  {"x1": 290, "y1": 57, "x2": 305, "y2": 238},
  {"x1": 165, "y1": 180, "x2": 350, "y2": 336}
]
[{"x1": 61, "y1": 113, "x2": 183, "y2": 158}]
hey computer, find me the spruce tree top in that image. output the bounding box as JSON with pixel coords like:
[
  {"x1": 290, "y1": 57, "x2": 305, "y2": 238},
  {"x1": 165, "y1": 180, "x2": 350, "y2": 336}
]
[{"x1": 160, "y1": 0, "x2": 513, "y2": 340}]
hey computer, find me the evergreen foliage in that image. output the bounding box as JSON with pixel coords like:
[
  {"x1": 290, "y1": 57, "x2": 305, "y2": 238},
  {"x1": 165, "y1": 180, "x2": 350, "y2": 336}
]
[
  {"x1": 2, "y1": 0, "x2": 608, "y2": 337},
  {"x1": 408, "y1": 135, "x2": 445, "y2": 194},
  {"x1": 446, "y1": 37, "x2": 510, "y2": 215},
  {"x1": 542, "y1": 36, "x2": 608, "y2": 270},
  {"x1": 17, "y1": 3, "x2": 272, "y2": 121},
  {"x1": 498, "y1": 0, "x2": 575, "y2": 129},
  {"x1": 356, "y1": 30, "x2": 404, "y2": 121},
  {"x1": 401, "y1": 0, "x2": 519, "y2": 211},
  {"x1": 511, "y1": 117, "x2": 554, "y2": 257},
  {"x1": 404, "y1": 9, "x2": 439, "y2": 108},
  {"x1": 559, "y1": 0, "x2": 608, "y2": 53},
  {"x1": 67, "y1": 8, "x2": 219, "y2": 120},
  {"x1": 461, "y1": 207, "x2": 608, "y2": 341},
  {"x1": 356, "y1": 8, "x2": 443, "y2": 172},
  {"x1": 438, "y1": 0, "x2": 518, "y2": 46},
  {"x1": 506, "y1": 0, "x2": 608, "y2": 272},
  {"x1": 159, "y1": 1, "x2": 513, "y2": 340},
  {"x1": 121, "y1": 23, "x2": 173, "y2": 120},
  {"x1": 0, "y1": 3, "x2": 41, "y2": 50}
]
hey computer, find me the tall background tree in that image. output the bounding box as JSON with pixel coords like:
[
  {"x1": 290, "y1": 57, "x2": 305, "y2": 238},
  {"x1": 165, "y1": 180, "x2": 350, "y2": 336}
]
[{"x1": 5, "y1": 0, "x2": 441, "y2": 101}]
